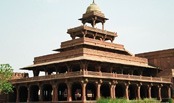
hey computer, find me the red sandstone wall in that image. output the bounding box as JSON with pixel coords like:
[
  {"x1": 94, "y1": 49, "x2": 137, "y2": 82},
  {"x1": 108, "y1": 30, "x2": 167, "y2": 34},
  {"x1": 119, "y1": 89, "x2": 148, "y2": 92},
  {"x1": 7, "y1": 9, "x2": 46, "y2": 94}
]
[
  {"x1": 136, "y1": 49, "x2": 174, "y2": 77},
  {"x1": 12, "y1": 73, "x2": 29, "y2": 80},
  {"x1": 0, "y1": 94, "x2": 7, "y2": 103}
]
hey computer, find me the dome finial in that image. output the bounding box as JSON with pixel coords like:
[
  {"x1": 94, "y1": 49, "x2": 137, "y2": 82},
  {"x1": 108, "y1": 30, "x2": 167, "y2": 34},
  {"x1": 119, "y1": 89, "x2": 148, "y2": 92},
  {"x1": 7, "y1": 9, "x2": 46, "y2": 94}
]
[{"x1": 93, "y1": 0, "x2": 95, "y2": 4}]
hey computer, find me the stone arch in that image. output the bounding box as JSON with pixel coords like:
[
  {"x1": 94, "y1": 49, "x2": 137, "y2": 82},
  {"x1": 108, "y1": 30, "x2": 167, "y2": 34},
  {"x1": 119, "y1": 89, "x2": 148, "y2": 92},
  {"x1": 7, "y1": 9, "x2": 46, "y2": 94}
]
[
  {"x1": 58, "y1": 83, "x2": 67, "y2": 101},
  {"x1": 101, "y1": 65, "x2": 110, "y2": 73},
  {"x1": 151, "y1": 85, "x2": 158, "y2": 99},
  {"x1": 115, "y1": 83, "x2": 125, "y2": 98},
  {"x1": 87, "y1": 63, "x2": 95, "y2": 71},
  {"x1": 86, "y1": 82, "x2": 96, "y2": 100},
  {"x1": 140, "y1": 85, "x2": 148, "y2": 99},
  {"x1": 19, "y1": 86, "x2": 28, "y2": 102},
  {"x1": 161, "y1": 85, "x2": 168, "y2": 99},
  {"x1": 8, "y1": 88, "x2": 16, "y2": 102},
  {"x1": 100, "y1": 82, "x2": 110, "y2": 98},
  {"x1": 123, "y1": 70, "x2": 129, "y2": 75},
  {"x1": 58, "y1": 65, "x2": 68, "y2": 73},
  {"x1": 72, "y1": 82, "x2": 82, "y2": 100},
  {"x1": 129, "y1": 84, "x2": 137, "y2": 100},
  {"x1": 42, "y1": 84, "x2": 52, "y2": 101},
  {"x1": 71, "y1": 64, "x2": 81, "y2": 72},
  {"x1": 30, "y1": 85, "x2": 39, "y2": 102},
  {"x1": 133, "y1": 70, "x2": 139, "y2": 75}
]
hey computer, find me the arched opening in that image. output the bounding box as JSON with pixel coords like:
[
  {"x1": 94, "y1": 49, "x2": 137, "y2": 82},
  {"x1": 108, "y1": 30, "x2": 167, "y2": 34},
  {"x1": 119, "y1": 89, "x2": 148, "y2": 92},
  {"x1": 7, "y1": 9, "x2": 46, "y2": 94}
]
[
  {"x1": 129, "y1": 84, "x2": 137, "y2": 100},
  {"x1": 42, "y1": 84, "x2": 52, "y2": 101},
  {"x1": 101, "y1": 65, "x2": 110, "y2": 73},
  {"x1": 140, "y1": 85, "x2": 148, "y2": 99},
  {"x1": 123, "y1": 69, "x2": 129, "y2": 75},
  {"x1": 87, "y1": 63, "x2": 95, "y2": 71},
  {"x1": 8, "y1": 88, "x2": 16, "y2": 102},
  {"x1": 116, "y1": 84, "x2": 125, "y2": 98},
  {"x1": 113, "y1": 69, "x2": 122, "y2": 74},
  {"x1": 142, "y1": 69, "x2": 151, "y2": 76},
  {"x1": 72, "y1": 82, "x2": 82, "y2": 100},
  {"x1": 30, "y1": 85, "x2": 39, "y2": 102},
  {"x1": 58, "y1": 83, "x2": 67, "y2": 101},
  {"x1": 59, "y1": 66, "x2": 68, "y2": 74},
  {"x1": 133, "y1": 70, "x2": 139, "y2": 75},
  {"x1": 161, "y1": 86, "x2": 168, "y2": 99},
  {"x1": 19, "y1": 86, "x2": 28, "y2": 102},
  {"x1": 151, "y1": 86, "x2": 158, "y2": 99},
  {"x1": 100, "y1": 83, "x2": 110, "y2": 98},
  {"x1": 71, "y1": 64, "x2": 81, "y2": 72},
  {"x1": 86, "y1": 82, "x2": 96, "y2": 100}
]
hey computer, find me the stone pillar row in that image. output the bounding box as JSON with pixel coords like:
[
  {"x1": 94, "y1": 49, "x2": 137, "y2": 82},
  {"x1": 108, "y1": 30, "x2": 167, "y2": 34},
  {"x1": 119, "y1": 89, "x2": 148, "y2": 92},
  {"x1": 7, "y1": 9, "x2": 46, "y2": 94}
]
[{"x1": 14, "y1": 83, "x2": 171, "y2": 103}]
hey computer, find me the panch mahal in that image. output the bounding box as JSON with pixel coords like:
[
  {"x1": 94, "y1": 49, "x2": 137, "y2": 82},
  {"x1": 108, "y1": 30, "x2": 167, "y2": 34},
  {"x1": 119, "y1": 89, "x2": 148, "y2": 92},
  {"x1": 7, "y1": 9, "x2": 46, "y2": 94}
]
[{"x1": 8, "y1": 1, "x2": 172, "y2": 103}]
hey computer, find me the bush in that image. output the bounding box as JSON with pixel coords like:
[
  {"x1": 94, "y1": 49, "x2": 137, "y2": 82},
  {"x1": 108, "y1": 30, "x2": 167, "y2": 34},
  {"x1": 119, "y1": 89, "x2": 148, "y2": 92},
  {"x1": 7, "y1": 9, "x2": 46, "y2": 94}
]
[
  {"x1": 168, "y1": 98, "x2": 174, "y2": 103},
  {"x1": 97, "y1": 98, "x2": 160, "y2": 103}
]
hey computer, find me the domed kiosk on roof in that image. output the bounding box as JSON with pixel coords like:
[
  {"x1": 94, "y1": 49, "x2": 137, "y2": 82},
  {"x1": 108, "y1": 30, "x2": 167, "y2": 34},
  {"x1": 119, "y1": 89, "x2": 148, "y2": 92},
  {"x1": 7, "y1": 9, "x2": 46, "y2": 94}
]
[{"x1": 86, "y1": 0, "x2": 101, "y2": 13}]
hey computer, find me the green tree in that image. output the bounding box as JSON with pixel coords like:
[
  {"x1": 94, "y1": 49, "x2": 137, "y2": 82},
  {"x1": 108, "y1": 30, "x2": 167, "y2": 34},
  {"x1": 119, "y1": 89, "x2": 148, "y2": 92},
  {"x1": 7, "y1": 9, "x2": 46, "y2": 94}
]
[{"x1": 0, "y1": 64, "x2": 13, "y2": 94}]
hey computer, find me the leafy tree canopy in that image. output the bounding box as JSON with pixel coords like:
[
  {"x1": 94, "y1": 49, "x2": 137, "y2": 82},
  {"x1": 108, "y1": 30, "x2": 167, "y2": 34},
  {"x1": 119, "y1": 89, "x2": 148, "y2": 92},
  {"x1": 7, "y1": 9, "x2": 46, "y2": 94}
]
[{"x1": 0, "y1": 64, "x2": 13, "y2": 94}]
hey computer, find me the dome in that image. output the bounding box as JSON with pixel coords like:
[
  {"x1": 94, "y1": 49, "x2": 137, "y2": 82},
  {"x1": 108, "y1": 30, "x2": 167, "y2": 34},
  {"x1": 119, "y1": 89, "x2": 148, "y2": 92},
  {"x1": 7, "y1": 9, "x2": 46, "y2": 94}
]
[{"x1": 86, "y1": 2, "x2": 101, "y2": 13}]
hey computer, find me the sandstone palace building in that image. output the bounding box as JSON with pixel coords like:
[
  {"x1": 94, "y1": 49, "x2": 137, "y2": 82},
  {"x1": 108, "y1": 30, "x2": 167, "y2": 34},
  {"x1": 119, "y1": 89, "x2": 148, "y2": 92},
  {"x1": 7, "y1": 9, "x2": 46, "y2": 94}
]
[{"x1": 8, "y1": 1, "x2": 172, "y2": 103}]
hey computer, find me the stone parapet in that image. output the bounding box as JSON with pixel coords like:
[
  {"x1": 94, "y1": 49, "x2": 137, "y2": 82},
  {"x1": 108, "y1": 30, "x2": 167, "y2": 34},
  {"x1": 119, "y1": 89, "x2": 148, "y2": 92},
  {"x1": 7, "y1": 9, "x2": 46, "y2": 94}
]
[
  {"x1": 10, "y1": 71, "x2": 171, "y2": 84},
  {"x1": 12, "y1": 73, "x2": 29, "y2": 80},
  {"x1": 136, "y1": 48, "x2": 174, "y2": 77},
  {"x1": 68, "y1": 25, "x2": 117, "y2": 37}
]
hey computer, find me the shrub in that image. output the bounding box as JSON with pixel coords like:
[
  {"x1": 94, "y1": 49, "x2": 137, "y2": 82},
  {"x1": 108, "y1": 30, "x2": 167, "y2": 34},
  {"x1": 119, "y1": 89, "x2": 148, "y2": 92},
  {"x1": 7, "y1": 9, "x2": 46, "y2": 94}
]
[{"x1": 97, "y1": 98, "x2": 160, "y2": 103}]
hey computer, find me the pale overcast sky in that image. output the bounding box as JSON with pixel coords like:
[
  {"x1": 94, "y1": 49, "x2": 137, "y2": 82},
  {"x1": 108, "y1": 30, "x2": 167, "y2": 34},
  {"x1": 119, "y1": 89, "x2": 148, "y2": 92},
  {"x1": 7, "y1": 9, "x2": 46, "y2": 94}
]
[{"x1": 0, "y1": 0, "x2": 174, "y2": 75}]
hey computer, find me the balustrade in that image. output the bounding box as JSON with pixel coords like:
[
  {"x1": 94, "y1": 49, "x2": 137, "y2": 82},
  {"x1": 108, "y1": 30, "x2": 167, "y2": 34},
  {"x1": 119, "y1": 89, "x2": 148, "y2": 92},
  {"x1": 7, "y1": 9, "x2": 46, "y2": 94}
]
[{"x1": 10, "y1": 71, "x2": 171, "y2": 84}]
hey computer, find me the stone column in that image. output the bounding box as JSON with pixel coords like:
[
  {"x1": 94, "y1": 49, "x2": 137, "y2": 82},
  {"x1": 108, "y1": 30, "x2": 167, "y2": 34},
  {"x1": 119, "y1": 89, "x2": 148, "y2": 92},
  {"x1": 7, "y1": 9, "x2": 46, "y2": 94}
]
[
  {"x1": 52, "y1": 84, "x2": 58, "y2": 102},
  {"x1": 82, "y1": 83, "x2": 87, "y2": 102},
  {"x1": 96, "y1": 82, "x2": 101, "y2": 99},
  {"x1": 16, "y1": 86, "x2": 19, "y2": 103},
  {"x1": 110, "y1": 83, "x2": 113, "y2": 98},
  {"x1": 168, "y1": 86, "x2": 171, "y2": 98},
  {"x1": 33, "y1": 70, "x2": 39, "y2": 77},
  {"x1": 66, "y1": 64, "x2": 72, "y2": 73},
  {"x1": 92, "y1": 17, "x2": 96, "y2": 27},
  {"x1": 137, "y1": 85, "x2": 141, "y2": 99},
  {"x1": 45, "y1": 71, "x2": 48, "y2": 76},
  {"x1": 148, "y1": 85, "x2": 151, "y2": 99},
  {"x1": 67, "y1": 83, "x2": 72, "y2": 101},
  {"x1": 39, "y1": 85, "x2": 43, "y2": 101},
  {"x1": 95, "y1": 64, "x2": 101, "y2": 72},
  {"x1": 158, "y1": 85, "x2": 162, "y2": 101},
  {"x1": 27, "y1": 86, "x2": 30, "y2": 103},
  {"x1": 102, "y1": 21, "x2": 104, "y2": 30},
  {"x1": 112, "y1": 84, "x2": 116, "y2": 99},
  {"x1": 125, "y1": 84, "x2": 129, "y2": 100},
  {"x1": 55, "y1": 85, "x2": 58, "y2": 102},
  {"x1": 56, "y1": 69, "x2": 59, "y2": 74}
]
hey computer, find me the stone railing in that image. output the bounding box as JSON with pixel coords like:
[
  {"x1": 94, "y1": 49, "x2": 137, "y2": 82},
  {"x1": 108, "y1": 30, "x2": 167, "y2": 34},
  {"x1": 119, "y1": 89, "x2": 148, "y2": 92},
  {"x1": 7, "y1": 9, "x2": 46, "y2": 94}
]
[
  {"x1": 86, "y1": 71, "x2": 171, "y2": 83},
  {"x1": 11, "y1": 71, "x2": 83, "y2": 84},
  {"x1": 11, "y1": 71, "x2": 171, "y2": 84},
  {"x1": 83, "y1": 26, "x2": 116, "y2": 36},
  {"x1": 67, "y1": 25, "x2": 116, "y2": 37}
]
